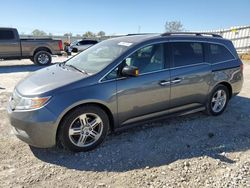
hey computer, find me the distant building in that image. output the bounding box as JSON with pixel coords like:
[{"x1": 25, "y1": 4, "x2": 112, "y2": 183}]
[{"x1": 203, "y1": 26, "x2": 250, "y2": 54}]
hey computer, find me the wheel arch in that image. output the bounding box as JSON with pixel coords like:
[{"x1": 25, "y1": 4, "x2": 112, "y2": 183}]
[
  {"x1": 217, "y1": 81, "x2": 233, "y2": 99},
  {"x1": 55, "y1": 102, "x2": 115, "y2": 144},
  {"x1": 33, "y1": 47, "x2": 52, "y2": 56}
]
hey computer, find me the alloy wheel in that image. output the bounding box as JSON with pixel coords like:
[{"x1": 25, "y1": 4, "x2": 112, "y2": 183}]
[
  {"x1": 38, "y1": 53, "x2": 49, "y2": 64},
  {"x1": 211, "y1": 89, "x2": 227, "y2": 113},
  {"x1": 68, "y1": 113, "x2": 103, "y2": 147}
]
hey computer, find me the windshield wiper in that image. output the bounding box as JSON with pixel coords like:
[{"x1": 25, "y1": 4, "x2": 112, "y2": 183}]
[{"x1": 65, "y1": 64, "x2": 88, "y2": 75}]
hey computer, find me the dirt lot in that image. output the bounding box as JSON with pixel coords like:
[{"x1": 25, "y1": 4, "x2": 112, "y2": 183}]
[{"x1": 0, "y1": 59, "x2": 250, "y2": 188}]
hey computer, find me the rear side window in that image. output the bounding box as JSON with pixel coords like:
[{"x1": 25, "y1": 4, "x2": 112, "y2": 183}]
[
  {"x1": 172, "y1": 42, "x2": 204, "y2": 67},
  {"x1": 0, "y1": 30, "x2": 15, "y2": 40},
  {"x1": 89, "y1": 40, "x2": 98, "y2": 44},
  {"x1": 208, "y1": 44, "x2": 235, "y2": 63},
  {"x1": 79, "y1": 40, "x2": 97, "y2": 45}
]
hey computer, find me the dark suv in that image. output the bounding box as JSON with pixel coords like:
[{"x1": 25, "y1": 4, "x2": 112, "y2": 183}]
[{"x1": 7, "y1": 32, "x2": 243, "y2": 152}]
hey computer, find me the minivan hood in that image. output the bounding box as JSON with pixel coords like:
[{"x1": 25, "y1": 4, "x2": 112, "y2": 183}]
[{"x1": 16, "y1": 64, "x2": 87, "y2": 96}]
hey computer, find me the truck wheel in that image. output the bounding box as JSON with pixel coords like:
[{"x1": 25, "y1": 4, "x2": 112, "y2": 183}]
[{"x1": 33, "y1": 51, "x2": 52, "y2": 66}]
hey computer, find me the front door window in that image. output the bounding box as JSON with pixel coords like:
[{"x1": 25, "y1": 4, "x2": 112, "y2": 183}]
[{"x1": 124, "y1": 44, "x2": 165, "y2": 74}]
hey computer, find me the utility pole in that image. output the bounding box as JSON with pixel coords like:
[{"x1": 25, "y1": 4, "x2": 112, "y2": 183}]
[{"x1": 138, "y1": 25, "x2": 141, "y2": 33}]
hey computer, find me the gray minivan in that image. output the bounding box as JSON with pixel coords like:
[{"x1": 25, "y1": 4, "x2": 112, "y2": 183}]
[{"x1": 7, "y1": 32, "x2": 243, "y2": 152}]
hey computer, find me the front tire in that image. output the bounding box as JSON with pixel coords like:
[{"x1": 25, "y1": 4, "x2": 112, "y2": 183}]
[
  {"x1": 58, "y1": 105, "x2": 109, "y2": 152},
  {"x1": 206, "y1": 84, "x2": 229, "y2": 116},
  {"x1": 33, "y1": 51, "x2": 52, "y2": 66}
]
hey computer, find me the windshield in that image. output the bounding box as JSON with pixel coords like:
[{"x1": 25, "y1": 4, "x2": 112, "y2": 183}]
[{"x1": 66, "y1": 39, "x2": 130, "y2": 74}]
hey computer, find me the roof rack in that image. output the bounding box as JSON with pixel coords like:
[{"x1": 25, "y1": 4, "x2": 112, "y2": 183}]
[
  {"x1": 127, "y1": 33, "x2": 158, "y2": 36},
  {"x1": 161, "y1": 32, "x2": 222, "y2": 38}
]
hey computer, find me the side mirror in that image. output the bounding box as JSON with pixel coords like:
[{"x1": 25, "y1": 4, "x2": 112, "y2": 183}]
[{"x1": 122, "y1": 66, "x2": 139, "y2": 77}]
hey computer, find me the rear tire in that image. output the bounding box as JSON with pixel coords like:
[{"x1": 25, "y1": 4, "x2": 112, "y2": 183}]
[
  {"x1": 206, "y1": 84, "x2": 229, "y2": 116},
  {"x1": 72, "y1": 48, "x2": 78, "y2": 53},
  {"x1": 58, "y1": 105, "x2": 109, "y2": 152},
  {"x1": 33, "y1": 51, "x2": 52, "y2": 66}
]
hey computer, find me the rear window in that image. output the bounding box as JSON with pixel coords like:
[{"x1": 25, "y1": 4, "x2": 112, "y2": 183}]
[
  {"x1": 0, "y1": 30, "x2": 15, "y2": 40},
  {"x1": 208, "y1": 44, "x2": 235, "y2": 63},
  {"x1": 172, "y1": 42, "x2": 204, "y2": 67}
]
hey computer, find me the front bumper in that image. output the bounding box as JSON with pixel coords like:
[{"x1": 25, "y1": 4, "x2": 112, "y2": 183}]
[{"x1": 7, "y1": 105, "x2": 58, "y2": 148}]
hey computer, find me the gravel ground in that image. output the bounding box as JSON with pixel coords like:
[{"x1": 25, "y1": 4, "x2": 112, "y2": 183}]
[{"x1": 0, "y1": 58, "x2": 250, "y2": 188}]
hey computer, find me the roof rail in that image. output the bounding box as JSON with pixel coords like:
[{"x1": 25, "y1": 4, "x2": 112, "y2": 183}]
[
  {"x1": 127, "y1": 33, "x2": 158, "y2": 36},
  {"x1": 161, "y1": 32, "x2": 222, "y2": 38}
]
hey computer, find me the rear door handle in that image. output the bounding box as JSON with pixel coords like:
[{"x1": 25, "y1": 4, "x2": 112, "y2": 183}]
[
  {"x1": 171, "y1": 78, "x2": 182, "y2": 84},
  {"x1": 159, "y1": 80, "x2": 171, "y2": 86}
]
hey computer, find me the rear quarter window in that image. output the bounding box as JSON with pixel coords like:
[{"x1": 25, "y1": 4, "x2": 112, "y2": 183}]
[
  {"x1": 0, "y1": 30, "x2": 15, "y2": 40},
  {"x1": 208, "y1": 44, "x2": 235, "y2": 63}
]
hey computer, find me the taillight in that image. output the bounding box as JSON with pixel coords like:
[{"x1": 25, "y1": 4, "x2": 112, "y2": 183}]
[{"x1": 59, "y1": 40, "x2": 63, "y2": 51}]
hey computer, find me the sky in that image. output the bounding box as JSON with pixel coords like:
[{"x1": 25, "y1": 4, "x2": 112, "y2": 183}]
[{"x1": 0, "y1": 0, "x2": 249, "y2": 35}]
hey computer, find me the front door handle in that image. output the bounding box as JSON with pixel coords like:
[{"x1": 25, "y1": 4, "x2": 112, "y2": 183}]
[
  {"x1": 159, "y1": 80, "x2": 171, "y2": 86},
  {"x1": 171, "y1": 78, "x2": 182, "y2": 84}
]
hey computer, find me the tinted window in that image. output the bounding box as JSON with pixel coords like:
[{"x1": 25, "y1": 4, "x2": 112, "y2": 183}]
[
  {"x1": 78, "y1": 41, "x2": 87, "y2": 45},
  {"x1": 0, "y1": 30, "x2": 15, "y2": 40},
  {"x1": 208, "y1": 44, "x2": 234, "y2": 63},
  {"x1": 123, "y1": 44, "x2": 164, "y2": 74},
  {"x1": 89, "y1": 40, "x2": 98, "y2": 44},
  {"x1": 172, "y1": 42, "x2": 204, "y2": 67},
  {"x1": 79, "y1": 40, "x2": 97, "y2": 45},
  {"x1": 103, "y1": 44, "x2": 165, "y2": 81}
]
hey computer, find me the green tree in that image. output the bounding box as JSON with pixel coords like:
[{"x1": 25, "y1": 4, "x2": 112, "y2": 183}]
[
  {"x1": 32, "y1": 29, "x2": 47, "y2": 36},
  {"x1": 165, "y1": 21, "x2": 184, "y2": 32},
  {"x1": 97, "y1": 31, "x2": 105, "y2": 37},
  {"x1": 64, "y1": 32, "x2": 73, "y2": 37},
  {"x1": 83, "y1": 31, "x2": 95, "y2": 38}
]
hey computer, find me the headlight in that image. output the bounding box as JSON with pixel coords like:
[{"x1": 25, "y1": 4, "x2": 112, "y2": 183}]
[{"x1": 15, "y1": 96, "x2": 51, "y2": 110}]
